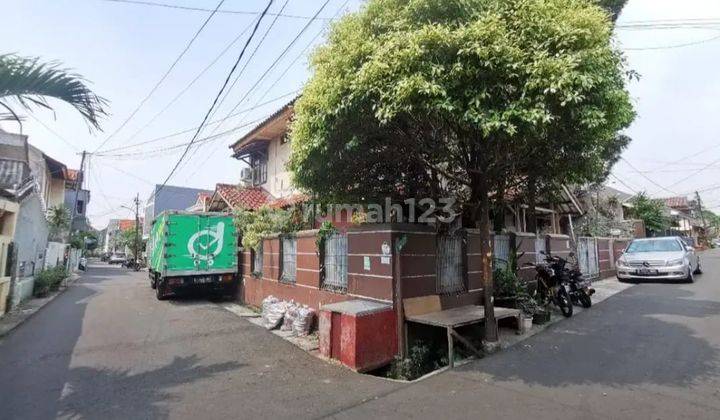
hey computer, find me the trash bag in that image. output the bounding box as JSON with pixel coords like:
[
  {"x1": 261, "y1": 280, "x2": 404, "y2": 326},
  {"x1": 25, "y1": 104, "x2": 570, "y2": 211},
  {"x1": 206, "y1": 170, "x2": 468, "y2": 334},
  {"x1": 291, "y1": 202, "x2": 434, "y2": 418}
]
[
  {"x1": 281, "y1": 301, "x2": 299, "y2": 331},
  {"x1": 293, "y1": 305, "x2": 316, "y2": 336},
  {"x1": 262, "y1": 296, "x2": 285, "y2": 330}
]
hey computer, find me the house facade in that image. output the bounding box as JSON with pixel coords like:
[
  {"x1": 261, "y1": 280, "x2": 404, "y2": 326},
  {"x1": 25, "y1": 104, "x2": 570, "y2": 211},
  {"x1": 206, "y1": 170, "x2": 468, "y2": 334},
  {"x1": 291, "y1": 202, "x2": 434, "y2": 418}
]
[
  {"x1": 0, "y1": 130, "x2": 62, "y2": 310},
  {"x1": 143, "y1": 184, "x2": 213, "y2": 237}
]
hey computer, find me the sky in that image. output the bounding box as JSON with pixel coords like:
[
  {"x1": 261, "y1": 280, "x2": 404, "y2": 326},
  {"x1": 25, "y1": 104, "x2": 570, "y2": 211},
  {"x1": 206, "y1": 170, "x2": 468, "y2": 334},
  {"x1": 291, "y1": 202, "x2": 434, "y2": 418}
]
[{"x1": 2, "y1": 0, "x2": 720, "y2": 229}]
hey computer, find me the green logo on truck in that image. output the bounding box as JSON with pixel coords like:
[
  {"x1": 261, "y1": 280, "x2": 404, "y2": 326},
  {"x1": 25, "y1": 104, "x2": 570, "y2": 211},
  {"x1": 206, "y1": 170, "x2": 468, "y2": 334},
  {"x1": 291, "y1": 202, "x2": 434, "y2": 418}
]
[{"x1": 187, "y1": 222, "x2": 225, "y2": 266}]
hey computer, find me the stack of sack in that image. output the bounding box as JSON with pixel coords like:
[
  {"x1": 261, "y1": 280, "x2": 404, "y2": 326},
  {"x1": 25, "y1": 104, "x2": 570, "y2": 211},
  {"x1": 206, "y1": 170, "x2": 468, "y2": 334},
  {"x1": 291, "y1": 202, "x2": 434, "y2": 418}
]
[{"x1": 260, "y1": 295, "x2": 315, "y2": 336}]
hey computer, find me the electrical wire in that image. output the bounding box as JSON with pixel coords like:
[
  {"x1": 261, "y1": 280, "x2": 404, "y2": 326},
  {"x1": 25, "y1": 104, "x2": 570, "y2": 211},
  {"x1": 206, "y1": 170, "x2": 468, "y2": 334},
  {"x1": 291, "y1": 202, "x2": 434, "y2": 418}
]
[
  {"x1": 118, "y1": 14, "x2": 262, "y2": 146},
  {"x1": 619, "y1": 157, "x2": 679, "y2": 196},
  {"x1": 27, "y1": 114, "x2": 81, "y2": 152},
  {"x1": 93, "y1": 0, "x2": 225, "y2": 153},
  {"x1": 95, "y1": 90, "x2": 298, "y2": 154},
  {"x1": 154, "y1": 0, "x2": 276, "y2": 197},
  {"x1": 181, "y1": 0, "x2": 350, "y2": 182},
  {"x1": 624, "y1": 33, "x2": 720, "y2": 51},
  {"x1": 98, "y1": 0, "x2": 332, "y2": 20}
]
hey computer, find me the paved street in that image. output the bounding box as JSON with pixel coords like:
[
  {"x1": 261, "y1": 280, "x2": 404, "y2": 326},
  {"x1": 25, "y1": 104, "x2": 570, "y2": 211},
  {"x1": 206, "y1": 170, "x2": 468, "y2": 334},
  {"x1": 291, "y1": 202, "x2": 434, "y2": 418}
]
[{"x1": 2, "y1": 252, "x2": 720, "y2": 419}]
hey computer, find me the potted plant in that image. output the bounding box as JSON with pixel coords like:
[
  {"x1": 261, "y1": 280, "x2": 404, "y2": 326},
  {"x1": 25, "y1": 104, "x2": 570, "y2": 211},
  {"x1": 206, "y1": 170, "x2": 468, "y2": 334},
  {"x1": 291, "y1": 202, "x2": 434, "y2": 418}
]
[{"x1": 493, "y1": 265, "x2": 524, "y2": 308}]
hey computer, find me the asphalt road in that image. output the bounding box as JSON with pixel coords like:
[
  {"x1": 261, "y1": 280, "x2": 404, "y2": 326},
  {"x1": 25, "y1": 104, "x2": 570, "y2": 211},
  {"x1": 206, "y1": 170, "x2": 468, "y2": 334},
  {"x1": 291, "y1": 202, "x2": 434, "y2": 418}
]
[{"x1": 1, "y1": 252, "x2": 720, "y2": 419}]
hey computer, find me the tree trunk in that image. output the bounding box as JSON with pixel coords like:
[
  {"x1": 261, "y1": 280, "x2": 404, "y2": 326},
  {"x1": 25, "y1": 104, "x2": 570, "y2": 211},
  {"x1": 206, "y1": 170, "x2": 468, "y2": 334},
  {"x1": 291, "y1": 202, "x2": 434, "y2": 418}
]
[
  {"x1": 472, "y1": 177, "x2": 498, "y2": 344},
  {"x1": 526, "y1": 176, "x2": 538, "y2": 234}
]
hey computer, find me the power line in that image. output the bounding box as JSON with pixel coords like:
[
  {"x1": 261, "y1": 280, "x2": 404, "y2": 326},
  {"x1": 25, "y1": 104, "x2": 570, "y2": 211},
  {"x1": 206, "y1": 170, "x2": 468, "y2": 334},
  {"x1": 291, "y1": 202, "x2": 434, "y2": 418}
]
[
  {"x1": 95, "y1": 116, "x2": 269, "y2": 159},
  {"x1": 155, "y1": 0, "x2": 276, "y2": 196},
  {"x1": 200, "y1": 0, "x2": 292, "y2": 136},
  {"x1": 182, "y1": 0, "x2": 349, "y2": 182},
  {"x1": 624, "y1": 33, "x2": 720, "y2": 51},
  {"x1": 609, "y1": 173, "x2": 640, "y2": 195},
  {"x1": 120, "y1": 14, "x2": 261, "y2": 146},
  {"x1": 95, "y1": 90, "x2": 298, "y2": 154},
  {"x1": 93, "y1": 0, "x2": 225, "y2": 153},
  {"x1": 27, "y1": 114, "x2": 81, "y2": 152},
  {"x1": 664, "y1": 154, "x2": 720, "y2": 191},
  {"x1": 204, "y1": 0, "x2": 332, "y2": 143},
  {"x1": 99, "y1": 0, "x2": 332, "y2": 20},
  {"x1": 620, "y1": 157, "x2": 679, "y2": 196}
]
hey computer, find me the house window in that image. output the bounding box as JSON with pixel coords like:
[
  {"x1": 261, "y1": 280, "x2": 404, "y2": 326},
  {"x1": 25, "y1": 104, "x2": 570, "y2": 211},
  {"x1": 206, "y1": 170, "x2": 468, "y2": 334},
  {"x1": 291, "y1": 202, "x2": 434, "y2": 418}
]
[
  {"x1": 76, "y1": 200, "x2": 84, "y2": 215},
  {"x1": 281, "y1": 236, "x2": 297, "y2": 284},
  {"x1": 436, "y1": 232, "x2": 466, "y2": 294},
  {"x1": 252, "y1": 244, "x2": 263, "y2": 276},
  {"x1": 251, "y1": 160, "x2": 267, "y2": 186},
  {"x1": 323, "y1": 233, "x2": 347, "y2": 292}
]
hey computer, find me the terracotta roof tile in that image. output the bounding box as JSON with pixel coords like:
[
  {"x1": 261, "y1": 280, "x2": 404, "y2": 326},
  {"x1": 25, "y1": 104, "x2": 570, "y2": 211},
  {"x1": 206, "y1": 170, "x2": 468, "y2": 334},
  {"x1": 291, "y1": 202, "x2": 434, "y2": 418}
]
[
  {"x1": 663, "y1": 196, "x2": 690, "y2": 208},
  {"x1": 267, "y1": 193, "x2": 309, "y2": 209},
  {"x1": 215, "y1": 183, "x2": 270, "y2": 210}
]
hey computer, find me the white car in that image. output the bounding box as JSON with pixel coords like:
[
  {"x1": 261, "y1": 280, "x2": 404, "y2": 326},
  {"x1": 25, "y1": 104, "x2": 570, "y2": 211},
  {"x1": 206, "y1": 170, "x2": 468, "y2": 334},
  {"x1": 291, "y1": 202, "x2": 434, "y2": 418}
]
[
  {"x1": 108, "y1": 253, "x2": 127, "y2": 265},
  {"x1": 616, "y1": 237, "x2": 701, "y2": 283}
]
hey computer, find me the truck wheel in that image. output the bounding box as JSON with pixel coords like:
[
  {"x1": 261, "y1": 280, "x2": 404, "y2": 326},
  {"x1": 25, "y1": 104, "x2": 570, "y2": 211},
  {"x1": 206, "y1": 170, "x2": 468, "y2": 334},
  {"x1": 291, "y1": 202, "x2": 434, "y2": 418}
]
[
  {"x1": 156, "y1": 280, "x2": 168, "y2": 300},
  {"x1": 150, "y1": 276, "x2": 157, "y2": 289}
]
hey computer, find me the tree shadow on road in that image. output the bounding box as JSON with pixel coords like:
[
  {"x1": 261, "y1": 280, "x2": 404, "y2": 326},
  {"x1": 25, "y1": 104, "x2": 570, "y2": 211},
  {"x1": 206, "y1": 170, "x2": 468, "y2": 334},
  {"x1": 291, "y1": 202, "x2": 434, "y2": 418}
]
[
  {"x1": 57, "y1": 355, "x2": 245, "y2": 419},
  {"x1": 463, "y1": 286, "x2": 720, "y2": 388}
]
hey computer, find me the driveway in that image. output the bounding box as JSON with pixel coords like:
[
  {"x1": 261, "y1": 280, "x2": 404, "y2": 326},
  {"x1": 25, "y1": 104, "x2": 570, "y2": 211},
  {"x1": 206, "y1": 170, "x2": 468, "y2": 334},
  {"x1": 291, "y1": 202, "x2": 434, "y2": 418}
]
[{"x1": 2, "y1": 251, "x2": 720, "y2": 419}]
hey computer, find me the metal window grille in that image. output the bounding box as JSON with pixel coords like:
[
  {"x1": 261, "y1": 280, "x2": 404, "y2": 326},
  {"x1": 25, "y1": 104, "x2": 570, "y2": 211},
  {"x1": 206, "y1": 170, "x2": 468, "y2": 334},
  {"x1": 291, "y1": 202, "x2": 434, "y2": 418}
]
[
  {"x1": 437, "y1": 232, "x2": 466, "y2": 294},
  {"x1": 323, "y1": 233, "x2": 348, "y2": 292},
  {"x1": 281, "y1": 237, "x2": 297, "y2": 284},
  {"x1": 253, "y1": 245, "x2": 263, "y2": 275},
  {"x1": 493, "y1": 234, "x2": 511, "y2": 270}
]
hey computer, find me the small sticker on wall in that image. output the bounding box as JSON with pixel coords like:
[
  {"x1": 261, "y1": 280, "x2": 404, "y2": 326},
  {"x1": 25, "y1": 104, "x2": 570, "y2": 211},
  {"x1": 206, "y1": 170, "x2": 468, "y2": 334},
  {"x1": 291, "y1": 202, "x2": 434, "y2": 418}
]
[
  {"x1": 364, "y1": 256, "x2": 371, "y2": 271},
  {"x1": 381, "y1": 241, "x2": 391, "y2": 265}
]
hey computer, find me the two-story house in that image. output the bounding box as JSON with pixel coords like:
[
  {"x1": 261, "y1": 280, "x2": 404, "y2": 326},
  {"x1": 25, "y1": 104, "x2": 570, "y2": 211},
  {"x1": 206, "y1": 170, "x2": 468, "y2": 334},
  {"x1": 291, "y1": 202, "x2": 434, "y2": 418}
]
[{"x1": 207, "y1": 99, "x2": 308, "y2": 212}]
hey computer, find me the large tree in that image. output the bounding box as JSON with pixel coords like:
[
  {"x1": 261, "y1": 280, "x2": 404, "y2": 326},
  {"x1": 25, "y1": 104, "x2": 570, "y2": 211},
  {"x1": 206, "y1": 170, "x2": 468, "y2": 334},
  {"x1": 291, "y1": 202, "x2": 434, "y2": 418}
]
[
  {"x1": 0, "y1": 54, "x2": 107, "y2": 131},
  {"x1": 290, "y1": 0, "x2": 634, "y2": 345}
]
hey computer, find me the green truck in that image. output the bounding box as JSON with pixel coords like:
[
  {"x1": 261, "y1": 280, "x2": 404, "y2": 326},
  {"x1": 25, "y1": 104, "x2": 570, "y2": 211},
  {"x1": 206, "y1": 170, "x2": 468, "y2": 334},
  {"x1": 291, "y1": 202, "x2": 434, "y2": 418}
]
[{"x1": 148, "y1": 211, "x2": 238, "y2": 300}]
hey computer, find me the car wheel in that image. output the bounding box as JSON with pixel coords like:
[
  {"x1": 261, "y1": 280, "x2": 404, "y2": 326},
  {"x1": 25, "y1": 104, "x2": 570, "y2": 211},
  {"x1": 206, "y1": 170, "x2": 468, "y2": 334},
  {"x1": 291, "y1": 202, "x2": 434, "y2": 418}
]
[
  {"x1": 686, "y1": 268, "x2": 695, "y2": 283},
  {"x1": 693, "y1": 261, "x2": 702, "y2": 275},
  {"x1": 156, "y1": 280, "x2": 168, "y2": 300}
]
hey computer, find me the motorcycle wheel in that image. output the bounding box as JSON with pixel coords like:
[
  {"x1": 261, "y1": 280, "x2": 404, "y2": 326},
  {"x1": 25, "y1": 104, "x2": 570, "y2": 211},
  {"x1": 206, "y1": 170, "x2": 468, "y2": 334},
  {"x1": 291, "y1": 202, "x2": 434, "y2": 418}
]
[
  {"x1": 557, "y1": 288, "x2": 573, "y2": 317},
  {"x1": 579, "y1": 291, "x2": 592, "y2": 308}
]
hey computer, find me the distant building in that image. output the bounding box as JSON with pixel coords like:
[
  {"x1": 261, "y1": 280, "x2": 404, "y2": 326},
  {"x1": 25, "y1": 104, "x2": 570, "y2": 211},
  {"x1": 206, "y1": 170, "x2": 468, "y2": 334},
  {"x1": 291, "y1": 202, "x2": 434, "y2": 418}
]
[
  {"x1": 64, "y1": 169, "x2": 91, "y2": 231},
  {"x1": 143, "y1": 185, "x2": 213, "y2": 237}
]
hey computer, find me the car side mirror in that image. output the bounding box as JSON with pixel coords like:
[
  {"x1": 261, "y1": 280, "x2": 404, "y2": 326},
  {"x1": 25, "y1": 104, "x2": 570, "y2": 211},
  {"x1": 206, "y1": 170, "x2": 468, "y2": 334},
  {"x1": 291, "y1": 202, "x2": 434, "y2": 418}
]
[{"x1": 687, "y1": 246, "x2": 695, "y2": 252}]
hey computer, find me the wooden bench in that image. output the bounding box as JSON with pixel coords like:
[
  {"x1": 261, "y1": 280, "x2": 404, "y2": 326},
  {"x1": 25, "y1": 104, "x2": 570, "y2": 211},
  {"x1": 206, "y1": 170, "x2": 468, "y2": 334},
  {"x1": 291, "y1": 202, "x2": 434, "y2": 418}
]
[{"x1": 403, "y1": 295, "x2": 521, "y2": 367}]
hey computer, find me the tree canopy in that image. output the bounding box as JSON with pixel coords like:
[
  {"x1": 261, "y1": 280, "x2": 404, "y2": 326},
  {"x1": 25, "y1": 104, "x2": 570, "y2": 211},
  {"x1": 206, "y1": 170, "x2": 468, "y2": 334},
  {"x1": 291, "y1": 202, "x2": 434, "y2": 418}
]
[
  {"x1": 289, "y1": 0, "x2": 634, "y2": 344},
  {"x1": 628, "y1": 192, "x2": 669, "y2": 234},
  {"x1": 290, "y1": 0, "x2": 634, "y2": 210}
]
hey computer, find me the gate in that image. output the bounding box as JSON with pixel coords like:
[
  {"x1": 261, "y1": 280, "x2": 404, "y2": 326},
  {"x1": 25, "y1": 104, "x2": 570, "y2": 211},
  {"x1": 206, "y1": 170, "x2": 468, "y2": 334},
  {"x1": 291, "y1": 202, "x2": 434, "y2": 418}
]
[{"x1": 577, "y1": 237, "x2": 600, "y2": 279}]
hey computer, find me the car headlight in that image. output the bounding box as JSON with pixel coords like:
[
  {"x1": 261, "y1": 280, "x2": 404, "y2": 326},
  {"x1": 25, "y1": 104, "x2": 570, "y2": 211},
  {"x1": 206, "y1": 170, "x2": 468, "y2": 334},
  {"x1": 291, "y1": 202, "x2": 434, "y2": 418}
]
[
  {"x1": 667, "y1": 258, "x2": 684, "y2": 266},
  {"x1": 617, "y1": 257, "x2": 628, "y2": 267}
]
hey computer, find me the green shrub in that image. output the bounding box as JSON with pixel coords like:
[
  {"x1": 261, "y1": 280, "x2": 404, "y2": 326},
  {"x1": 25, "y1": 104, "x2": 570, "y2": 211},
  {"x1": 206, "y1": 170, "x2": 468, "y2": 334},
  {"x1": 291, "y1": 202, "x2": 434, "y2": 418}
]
[
  {"x1": 33, "y1": 266, "x2": 68, "y2": 297},
  {"x1": 387, "y1": 341, "x2": 447, "y2": 380}
]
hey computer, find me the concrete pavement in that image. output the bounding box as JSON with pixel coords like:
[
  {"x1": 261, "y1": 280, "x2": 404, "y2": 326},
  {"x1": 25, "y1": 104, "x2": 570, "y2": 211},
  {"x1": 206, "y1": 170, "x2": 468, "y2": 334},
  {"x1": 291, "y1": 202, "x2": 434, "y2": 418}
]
[{"x1": 2, "y1": 252, "x2": 720, "y2": 419}]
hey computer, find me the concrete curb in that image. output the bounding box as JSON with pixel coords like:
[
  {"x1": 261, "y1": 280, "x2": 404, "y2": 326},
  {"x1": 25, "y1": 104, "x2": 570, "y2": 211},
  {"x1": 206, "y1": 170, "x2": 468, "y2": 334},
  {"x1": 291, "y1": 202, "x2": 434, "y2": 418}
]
[{"x1": 0, "y1": 272, "x2": 81, "y2": 339}]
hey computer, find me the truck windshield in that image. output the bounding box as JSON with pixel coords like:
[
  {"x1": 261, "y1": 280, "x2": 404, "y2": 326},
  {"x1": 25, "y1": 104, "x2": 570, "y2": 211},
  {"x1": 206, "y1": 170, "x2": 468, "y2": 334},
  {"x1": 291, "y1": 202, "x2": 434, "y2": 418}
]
[{"x1": 626, "y1": 239, "x2": 683, "y2": 253}]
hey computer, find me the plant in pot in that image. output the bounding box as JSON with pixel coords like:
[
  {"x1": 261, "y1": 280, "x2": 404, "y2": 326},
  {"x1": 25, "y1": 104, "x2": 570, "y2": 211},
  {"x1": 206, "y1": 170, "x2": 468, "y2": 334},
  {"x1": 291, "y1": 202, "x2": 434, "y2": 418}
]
[{"x1": 493, "y1": 264, "x2": 524, "y2": 308}]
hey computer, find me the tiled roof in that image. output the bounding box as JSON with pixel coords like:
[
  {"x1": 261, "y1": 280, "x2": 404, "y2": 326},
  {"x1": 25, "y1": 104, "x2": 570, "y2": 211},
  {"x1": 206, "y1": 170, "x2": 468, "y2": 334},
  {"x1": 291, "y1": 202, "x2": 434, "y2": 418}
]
[
  {"x1": 229, "y1": 97, "x2": 298, "y2": 151},
  {"x1": 663, "y1": 196, "x2": 690, "y2": 208},
  {"x1": 215, "y1": 184, "x2": 270, "y2": 210},
  {"x1": 67, "y1": 169, "x2": 79, "y2": 181},
  {"x1": 268, "y1": 194, "x2": 310, "y2": 209},
  {"x1": 118, "y1": 219, "x2": 136, "y2": 231}
]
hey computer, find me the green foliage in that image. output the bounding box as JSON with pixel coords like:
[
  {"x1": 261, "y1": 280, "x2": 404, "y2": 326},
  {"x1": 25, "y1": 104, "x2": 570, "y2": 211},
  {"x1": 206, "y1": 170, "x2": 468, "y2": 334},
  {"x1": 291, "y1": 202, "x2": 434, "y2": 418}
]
[
  {"x1": 70, "y1": 230, "x2": 99, "y2": 250},
  {"x1": 315, "y1": 220, "x2": 338, "y2": 250},
  {"x1": 290, "y1": 0, "x2": 635, "y2": 219},
  {"x1": 493, "y1": 267, "x2": 523, "y2": 299},
  {"x1": 0, "y1": 54, "x2": 108, "y2": 130},
  {"x1": 387, "y1": 341, "x2": 446, "y2": 380},
  {"x1": 33, "y1": 266, "x2": 69, "y2": 297},
  {"x1": 628, "y1": 192, "x2": 669, "y2": 233},
  {"x1": 47, "y1": 205, "x2": 70, "y2": 241},
  {"x1": 234, "y1": 206, "x2": 307, "y2": 251}
]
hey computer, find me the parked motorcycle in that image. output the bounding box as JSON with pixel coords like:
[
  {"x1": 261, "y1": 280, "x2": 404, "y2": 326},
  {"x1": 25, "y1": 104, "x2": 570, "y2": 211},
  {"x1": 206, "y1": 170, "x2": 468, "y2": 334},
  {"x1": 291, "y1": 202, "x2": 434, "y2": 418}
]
[
  {"x1": 526, "y1": 252, "x2": 574, "y2": 317},
  {"x1": 561, "y1": 253, "x2": 595, "y2": 308}
]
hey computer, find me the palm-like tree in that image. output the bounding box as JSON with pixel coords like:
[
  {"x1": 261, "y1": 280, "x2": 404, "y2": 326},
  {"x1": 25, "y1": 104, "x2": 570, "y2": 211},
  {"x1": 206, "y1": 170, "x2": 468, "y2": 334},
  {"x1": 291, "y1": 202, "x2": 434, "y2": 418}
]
[{"x1": 0, "y1": 54, "x2": 108, "y2": 131}]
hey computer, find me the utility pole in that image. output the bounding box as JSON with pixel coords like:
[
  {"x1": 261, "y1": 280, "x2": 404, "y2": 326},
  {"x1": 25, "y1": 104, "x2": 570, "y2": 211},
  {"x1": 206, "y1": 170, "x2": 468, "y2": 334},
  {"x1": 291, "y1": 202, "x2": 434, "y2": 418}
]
[
  {"x1": 134, "y1": 193, "x2": 140, "y2": 268},
  {"x1": 696, "y1": 191, "x2": 708, "y2": 244},
  {"x1": 71, "y1": 151, "x2": 87, "y2": 232}
]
